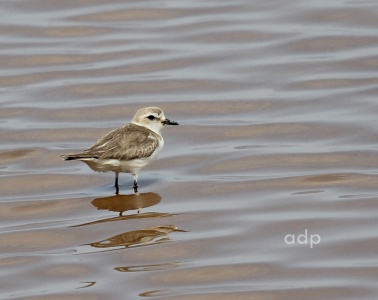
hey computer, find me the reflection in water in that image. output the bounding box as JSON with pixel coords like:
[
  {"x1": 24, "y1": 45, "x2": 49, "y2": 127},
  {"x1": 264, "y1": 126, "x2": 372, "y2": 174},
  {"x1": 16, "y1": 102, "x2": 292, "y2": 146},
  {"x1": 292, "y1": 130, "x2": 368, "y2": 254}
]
[
  {"x1": 91, "y1": 192, "x2": 161, "y2": 216},
  {"x1": 72, "y1": 211, "x2": 173, "y2": 227},
  {"x1": 115, "y1": 262, "x2": 179, "y2": 272},
  {"x1": 139, "y1": 290, "x2": 172, "y2": 297},
  {"x1": 72, "y1": 192, "x2": 172, "y2": 227},
  {"x1": 89, "y1": 225, "x2": 186, "y2": 250},
  {"x1": 77, "y1": 282, "x2": 96, "y2": 289},
  {"x1": 78, "y1": 193, "x2": 184, "y2": 253}
]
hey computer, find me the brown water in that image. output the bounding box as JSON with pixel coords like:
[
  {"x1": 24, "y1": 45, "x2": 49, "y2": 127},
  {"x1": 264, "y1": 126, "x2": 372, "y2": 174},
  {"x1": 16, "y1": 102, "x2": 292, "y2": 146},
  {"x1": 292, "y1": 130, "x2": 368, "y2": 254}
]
[{"x1": 1, "y1": 0, "x2": 378, "y2": 299}]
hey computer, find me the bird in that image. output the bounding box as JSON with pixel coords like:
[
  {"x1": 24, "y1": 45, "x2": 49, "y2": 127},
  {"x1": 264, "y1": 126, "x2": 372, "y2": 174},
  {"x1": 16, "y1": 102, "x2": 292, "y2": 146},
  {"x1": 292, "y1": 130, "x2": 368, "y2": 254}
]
[{"x1": 61, "y1": 107, "x2": 178, "y2": 194}]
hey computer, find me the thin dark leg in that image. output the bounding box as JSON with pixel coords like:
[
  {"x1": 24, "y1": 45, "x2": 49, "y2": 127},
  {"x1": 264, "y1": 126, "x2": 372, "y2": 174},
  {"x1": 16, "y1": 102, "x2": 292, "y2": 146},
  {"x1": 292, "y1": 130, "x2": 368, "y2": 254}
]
[
  {"x1": 133, "y1": 174, "x2": 138, "y2": 193},
  {"x1": 115, "y1": 172, "x2": 119, "y2": 194}
]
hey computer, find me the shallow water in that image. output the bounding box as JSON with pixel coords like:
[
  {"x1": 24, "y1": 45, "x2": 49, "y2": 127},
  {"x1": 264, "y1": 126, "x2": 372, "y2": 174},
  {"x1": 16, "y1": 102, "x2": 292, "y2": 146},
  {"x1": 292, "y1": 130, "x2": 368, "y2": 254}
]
[{"x1": 1, "y1": 0, "x2": 378, "y2": 299}]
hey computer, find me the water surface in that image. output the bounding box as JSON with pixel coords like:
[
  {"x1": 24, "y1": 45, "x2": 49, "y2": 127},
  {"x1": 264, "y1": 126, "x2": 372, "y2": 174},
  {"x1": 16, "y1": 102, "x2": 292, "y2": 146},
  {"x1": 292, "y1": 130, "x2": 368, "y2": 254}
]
[{"x1": 1, "y1": 0, "x2": 378, "y2": 299}]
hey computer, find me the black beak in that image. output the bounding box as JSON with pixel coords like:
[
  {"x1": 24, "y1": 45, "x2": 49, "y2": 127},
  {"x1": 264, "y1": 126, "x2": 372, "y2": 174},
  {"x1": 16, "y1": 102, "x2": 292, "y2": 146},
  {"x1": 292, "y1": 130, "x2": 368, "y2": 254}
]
[{"x1": 162, "y1": 118, "x2": 179, "y2": 125}]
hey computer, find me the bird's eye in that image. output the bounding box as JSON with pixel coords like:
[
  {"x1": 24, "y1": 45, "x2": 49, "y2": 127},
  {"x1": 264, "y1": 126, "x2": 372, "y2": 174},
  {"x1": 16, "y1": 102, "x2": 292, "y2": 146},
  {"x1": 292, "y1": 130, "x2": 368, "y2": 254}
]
[{"x1": 147, "y1": 115, "x2": 155, "y2": 120}]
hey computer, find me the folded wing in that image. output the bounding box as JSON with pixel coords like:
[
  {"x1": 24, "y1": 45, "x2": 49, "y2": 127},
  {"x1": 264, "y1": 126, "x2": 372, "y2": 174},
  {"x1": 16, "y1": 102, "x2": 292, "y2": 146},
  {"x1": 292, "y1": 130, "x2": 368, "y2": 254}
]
[{"x1": 61, "y1": 123, "x2": 159, "y2": 161}]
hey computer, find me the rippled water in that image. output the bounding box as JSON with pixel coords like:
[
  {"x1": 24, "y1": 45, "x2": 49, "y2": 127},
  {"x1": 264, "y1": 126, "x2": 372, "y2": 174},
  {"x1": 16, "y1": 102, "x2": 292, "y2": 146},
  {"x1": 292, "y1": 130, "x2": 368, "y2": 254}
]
[{"x1": 1, "y1": 0, "x2": 378, "y2": 299}]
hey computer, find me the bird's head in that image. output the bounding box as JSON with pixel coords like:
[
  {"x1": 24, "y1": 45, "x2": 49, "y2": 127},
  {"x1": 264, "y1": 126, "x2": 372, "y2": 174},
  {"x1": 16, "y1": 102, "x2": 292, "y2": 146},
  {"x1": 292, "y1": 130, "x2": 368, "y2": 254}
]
[{"x1": 132, "y1": 107, "x2": 178, "y2": 133}]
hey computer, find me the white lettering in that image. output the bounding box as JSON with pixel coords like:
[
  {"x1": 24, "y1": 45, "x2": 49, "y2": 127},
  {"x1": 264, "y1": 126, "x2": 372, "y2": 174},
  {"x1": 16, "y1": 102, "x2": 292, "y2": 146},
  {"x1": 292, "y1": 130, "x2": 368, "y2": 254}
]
[
  {"x1": 284, "y1": 229, "x2": 321, "y2": 248},
  {"x1": 310, "y1": 234, "x2": 321, "y2": 248},
  {"x1": 285, "y1": 234, "x2": 296, "y2": 245},
  {"x1": 297, "y1": 229, "x2": 308, "y2": 245}
]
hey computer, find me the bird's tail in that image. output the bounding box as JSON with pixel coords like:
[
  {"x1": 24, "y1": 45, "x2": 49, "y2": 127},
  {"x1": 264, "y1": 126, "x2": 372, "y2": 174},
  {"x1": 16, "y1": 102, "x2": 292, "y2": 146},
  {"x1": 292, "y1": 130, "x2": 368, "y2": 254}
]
[{"x1": 61, "y1": 153, "x2": 94, "y2": 161}]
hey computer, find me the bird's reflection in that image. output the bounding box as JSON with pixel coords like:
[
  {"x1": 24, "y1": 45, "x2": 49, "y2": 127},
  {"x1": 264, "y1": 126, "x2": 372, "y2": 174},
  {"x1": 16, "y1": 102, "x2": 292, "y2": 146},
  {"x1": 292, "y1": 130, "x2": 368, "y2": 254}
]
[
  {"x1": 89, "y1": 225, "x2": 186, "y2": 250},
  {"x1": 72, "y1": 192, "x2": 175, "y2": 228},
  {"x1": 92, "y1": 192, "x2": 161, "y2": 216}
]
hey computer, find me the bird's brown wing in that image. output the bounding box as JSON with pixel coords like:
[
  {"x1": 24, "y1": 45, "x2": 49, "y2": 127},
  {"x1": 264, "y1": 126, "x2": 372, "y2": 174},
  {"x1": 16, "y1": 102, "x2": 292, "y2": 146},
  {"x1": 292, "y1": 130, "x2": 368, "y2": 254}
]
[{"x1": 62, "y1": 123, "x2": 160, "y2": 161}]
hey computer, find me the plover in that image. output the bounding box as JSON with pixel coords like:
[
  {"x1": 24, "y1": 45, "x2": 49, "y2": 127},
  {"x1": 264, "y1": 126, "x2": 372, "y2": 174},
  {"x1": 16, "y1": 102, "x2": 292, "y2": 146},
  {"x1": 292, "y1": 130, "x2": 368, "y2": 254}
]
[{"x1": 61, "y1": 107, "x2": 178, "y2": 194}]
